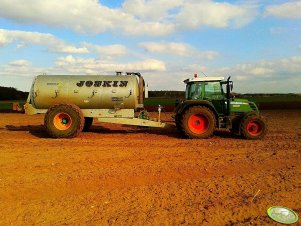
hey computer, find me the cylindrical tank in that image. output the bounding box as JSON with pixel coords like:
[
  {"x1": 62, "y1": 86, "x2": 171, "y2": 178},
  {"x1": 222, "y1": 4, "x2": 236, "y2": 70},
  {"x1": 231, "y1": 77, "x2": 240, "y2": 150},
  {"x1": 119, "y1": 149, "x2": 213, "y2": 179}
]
[{"x1": 30, "y1": 75, "x2": 140, "y2": 109}]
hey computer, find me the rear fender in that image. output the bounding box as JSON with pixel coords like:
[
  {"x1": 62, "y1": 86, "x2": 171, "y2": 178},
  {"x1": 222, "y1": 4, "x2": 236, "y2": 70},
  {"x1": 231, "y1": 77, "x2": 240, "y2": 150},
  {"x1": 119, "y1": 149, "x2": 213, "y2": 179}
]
[{"x1": 176, "y1": 100, "x2": 219, "y2": 120}]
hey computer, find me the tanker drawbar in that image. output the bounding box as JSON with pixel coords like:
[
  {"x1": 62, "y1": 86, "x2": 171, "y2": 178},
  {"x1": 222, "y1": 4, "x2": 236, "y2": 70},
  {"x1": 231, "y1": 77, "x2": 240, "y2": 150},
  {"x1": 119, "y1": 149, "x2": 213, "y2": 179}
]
[{"x1": 24, "y1": 72, "x2": 167, "y2": 138}]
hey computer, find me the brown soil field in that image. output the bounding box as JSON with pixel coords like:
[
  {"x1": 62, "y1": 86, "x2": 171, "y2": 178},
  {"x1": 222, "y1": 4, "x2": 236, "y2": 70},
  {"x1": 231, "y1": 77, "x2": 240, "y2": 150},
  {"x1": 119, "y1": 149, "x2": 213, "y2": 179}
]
[{"x1": 0, "y1": 110, "x2": 300, "y2": 225}]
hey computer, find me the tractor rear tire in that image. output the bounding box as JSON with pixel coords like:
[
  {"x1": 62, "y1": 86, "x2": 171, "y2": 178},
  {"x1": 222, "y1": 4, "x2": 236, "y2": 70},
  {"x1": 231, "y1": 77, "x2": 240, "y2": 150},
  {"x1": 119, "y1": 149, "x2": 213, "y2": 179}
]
[
  {"x1": 240, "y1": 115, "x2": 267, "y2": 140},
  {"x1": 175, "y1": 114, "x2": 185, "y2": 135},
  {"x1": 181, "y1": 106, "x2": 215, "y2": 139},
  {"x1": 44, "y1": 104, "x2": 84, "y2": 138},
  {"x1": 83, "y1": 117, "x2": 93, "y2": 132}
]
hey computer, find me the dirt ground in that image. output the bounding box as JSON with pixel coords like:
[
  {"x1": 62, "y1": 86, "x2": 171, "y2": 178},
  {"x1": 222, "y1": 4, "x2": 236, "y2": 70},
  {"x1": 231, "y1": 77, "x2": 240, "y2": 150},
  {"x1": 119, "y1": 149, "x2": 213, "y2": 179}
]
[{"x1": 0, "y1": 110, "x2": 300, "y2": 225}]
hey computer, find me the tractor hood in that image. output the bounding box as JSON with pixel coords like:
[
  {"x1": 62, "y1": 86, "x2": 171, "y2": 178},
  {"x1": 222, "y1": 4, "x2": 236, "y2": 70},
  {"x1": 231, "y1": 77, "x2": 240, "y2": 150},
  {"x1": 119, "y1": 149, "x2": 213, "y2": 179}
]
[
  {"x1": 231, "y1": 98, "x2": 249, "y2": 104},
  {"x1": 230, "y1": 98, "x2": 259, "y2": 113}
]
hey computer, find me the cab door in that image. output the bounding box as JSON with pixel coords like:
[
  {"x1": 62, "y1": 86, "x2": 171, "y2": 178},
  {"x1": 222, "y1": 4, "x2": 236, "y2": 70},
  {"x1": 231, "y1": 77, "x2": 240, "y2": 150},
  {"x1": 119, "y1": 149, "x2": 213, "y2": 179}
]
[{"x1": 204, "y1": 82, "x2": 225, "y2": 116}]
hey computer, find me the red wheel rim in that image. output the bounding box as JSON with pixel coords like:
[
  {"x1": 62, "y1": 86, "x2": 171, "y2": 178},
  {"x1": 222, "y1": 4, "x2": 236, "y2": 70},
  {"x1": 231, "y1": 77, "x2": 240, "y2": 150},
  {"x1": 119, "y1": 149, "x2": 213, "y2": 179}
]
[
  {"x1": 53, "y1": 113, "x2": 72, "y2": 130},
  {"x1": 247, "y1": 121, "x2": 262, "y2": 135},
  {"x1": 188, "y1": 114, "x2": 209, "y2": 134}
]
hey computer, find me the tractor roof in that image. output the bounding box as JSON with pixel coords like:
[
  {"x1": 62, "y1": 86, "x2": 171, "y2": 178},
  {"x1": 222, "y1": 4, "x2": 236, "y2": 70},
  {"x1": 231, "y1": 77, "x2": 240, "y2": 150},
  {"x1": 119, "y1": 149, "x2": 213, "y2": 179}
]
[{"x1": 184, "y1": 76, "x2": 224, "y2": 83}]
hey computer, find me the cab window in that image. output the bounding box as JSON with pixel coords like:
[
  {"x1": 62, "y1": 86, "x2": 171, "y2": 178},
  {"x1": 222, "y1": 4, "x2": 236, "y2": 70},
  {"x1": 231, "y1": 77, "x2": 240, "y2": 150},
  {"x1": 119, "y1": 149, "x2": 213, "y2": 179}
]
[
  {"x1": 204, "y1": 82, "x2": 223, "y2": 99},
  {"x1": 186, "y1": 82, "x2": 202, "y2": 100}
]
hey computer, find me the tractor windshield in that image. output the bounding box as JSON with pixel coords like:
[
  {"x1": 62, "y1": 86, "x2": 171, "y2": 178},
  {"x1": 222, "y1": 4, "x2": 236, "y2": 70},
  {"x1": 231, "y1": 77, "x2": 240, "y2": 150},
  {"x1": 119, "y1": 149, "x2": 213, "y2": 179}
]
[{"x1": 186, "y1": 82, "x2": 202, "y2": 100}]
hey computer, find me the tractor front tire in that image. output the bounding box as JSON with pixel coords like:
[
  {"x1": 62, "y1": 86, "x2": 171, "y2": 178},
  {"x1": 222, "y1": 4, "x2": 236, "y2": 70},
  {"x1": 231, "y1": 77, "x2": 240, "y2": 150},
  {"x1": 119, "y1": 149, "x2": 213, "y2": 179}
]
[
  {"x1": 44, "y1": 104, "x2": 84, "y2": 138},
  {"x1": 240, "y1": 115, "x2": 267, "y2": 140},
  {"x1": 181, "y1": 106, "x2": 215, "y2": 139},
  {"x1": 83, "y1": 117, "x2": 93, "y2": 132}
]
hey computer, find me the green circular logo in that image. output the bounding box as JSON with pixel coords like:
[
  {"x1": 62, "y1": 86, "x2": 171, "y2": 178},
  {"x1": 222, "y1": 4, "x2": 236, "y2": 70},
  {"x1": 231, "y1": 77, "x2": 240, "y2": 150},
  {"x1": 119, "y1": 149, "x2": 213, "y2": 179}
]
[{"x1": 267, "y1": 206, "x2": 299, "y2": 224}]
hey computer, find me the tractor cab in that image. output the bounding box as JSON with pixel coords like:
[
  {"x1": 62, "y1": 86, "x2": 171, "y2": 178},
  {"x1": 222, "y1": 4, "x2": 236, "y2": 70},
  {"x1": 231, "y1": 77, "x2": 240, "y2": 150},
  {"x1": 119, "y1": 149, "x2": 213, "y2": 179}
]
[
  {"x1": 184, "y1": 76, "x2": 225, "y2": 101},
  {"x1": 184, "y1": 76, "x2": 230, "y2": 117}
]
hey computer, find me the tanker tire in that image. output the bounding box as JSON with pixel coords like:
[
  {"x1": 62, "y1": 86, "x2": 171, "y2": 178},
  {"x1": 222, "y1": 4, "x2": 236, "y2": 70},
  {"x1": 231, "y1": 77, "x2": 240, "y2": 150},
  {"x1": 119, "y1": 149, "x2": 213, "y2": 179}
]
[
  {"x1": 44, "y1": 104, "x2": 84, "y2": 138},
  {"x1": 240, "y1": 115, "x2": 267, "y2": 140},
  {"x1": 83, "y1": 117, "x2": 93, "y2": 132},
  {"x1": 181, "y1": 106, "x2": 215, "y2": 139}
]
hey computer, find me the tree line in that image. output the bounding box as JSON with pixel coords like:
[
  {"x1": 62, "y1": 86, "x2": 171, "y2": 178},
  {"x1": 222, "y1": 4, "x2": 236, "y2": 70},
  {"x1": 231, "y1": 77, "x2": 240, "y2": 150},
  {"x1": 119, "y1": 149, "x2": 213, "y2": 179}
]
[{"x1": 0, "y1": 87, "x2": 29, "y2": 100}]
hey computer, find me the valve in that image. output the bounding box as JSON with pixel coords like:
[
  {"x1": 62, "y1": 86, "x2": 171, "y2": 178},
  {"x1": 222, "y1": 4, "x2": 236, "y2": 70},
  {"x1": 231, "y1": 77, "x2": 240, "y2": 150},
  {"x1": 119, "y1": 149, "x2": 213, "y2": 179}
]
[{"x1": 158, "y1": 105, "x2": 163, "y2": 123}]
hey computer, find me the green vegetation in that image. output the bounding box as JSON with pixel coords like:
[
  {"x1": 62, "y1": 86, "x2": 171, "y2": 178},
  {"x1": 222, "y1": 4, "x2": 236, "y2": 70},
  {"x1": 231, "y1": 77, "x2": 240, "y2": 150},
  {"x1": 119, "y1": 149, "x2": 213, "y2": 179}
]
[
  {"x1": 0, "y1": 100, "x2": 27, "y2": 103},
  {"x1": 148, "y1": 91, "x2": 184, "y2": 98},
  {"x1": 0, "y1": 102, "x2": 13, "y2": 110},
  {"x1": 144, "y1": 93, "x2": 301, "y2": 109},
  {"x1": 0, "y1": 100, "x2": 26, "y2": 111},
  {"x1": 243, "y1": 95, "x2": 301, "y2": 103},
  {"x1": 144, "y1": 98, "x2": 176, "y2": 106}
]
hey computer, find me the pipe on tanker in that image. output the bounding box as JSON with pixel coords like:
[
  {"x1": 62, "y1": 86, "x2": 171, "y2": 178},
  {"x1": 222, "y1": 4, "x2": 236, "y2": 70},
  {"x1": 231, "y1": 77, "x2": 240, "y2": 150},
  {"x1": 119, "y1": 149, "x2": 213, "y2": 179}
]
[{"x1": 139, "y1": 76, "x2": 144, "y2": 105}]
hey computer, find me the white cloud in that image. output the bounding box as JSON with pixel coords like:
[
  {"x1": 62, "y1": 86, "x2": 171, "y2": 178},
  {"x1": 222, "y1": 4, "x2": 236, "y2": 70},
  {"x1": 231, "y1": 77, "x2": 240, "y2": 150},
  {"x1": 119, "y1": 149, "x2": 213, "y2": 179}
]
[
  {"x1": 0, "y1": 32, "x2": 9, "y2": 46},
  {"x1": 9, "y1": 60, "x2": 31, "y2": 67},
  {"x1": 216, "y1": 56, "x2": 301, "y2": 80},
  {"x1": 139, "y1": 41, "x2": 219, "y2": 59},
  {"x1": 206, "y1": 57, "x2": 301, "y2": 93},
  {"x1": 265, "y1": 1, "x2": 301, "y2": 19},
  {"x1": 0, "y1": 59, "x2": 46, "y2": 77},
  {"x1": 0, "y1": 29, "x2": 89, "y2": 54},
  {"x1": 140, "y1": 42, "x2": 191, "y2": 56},
  {"x1": 55, "y1": 55, "x2": 166, "y2": 74},
  {"x1": 83, "y1": 43, "x2": 128, "y2": 59},
  {"x1": 0, "y1": 54, "x2": 166, "y2": 78},
  {"x1": 0, "y1": 0, "x2": 257, "y2": 36},
  {"x1": 199, "y1": 51, "x2": 219, "y2": 60},
  {"x1": 169, "y1": 56, "x2": 301, "y2": 93},
  {"x1": 50, "y1": 46, "x2": 88, "y2": 54},
  {"x1": 0, "y1": 29, "x2": 55, "y2": 45},
  {"x1": 185, "y1": 64, "x2": 208, "y2": 73},
  {"x1": 122, "y1": 21, "x2": 175, "y2": 36},
  {"x1": 122, "y1": 0, "x2": 183, "y2": 20},
  {"x1": 0, "y1": 29, "x2": 132, "y2": 58},
  {"x1": 280, "y1": 56, "x2": 301, "y2": 72},
  {"x1": 0, "y1": 0, "x2": 112, "y2": 33},
  {"x1": 0, "y1": 0, "x2": 175, "y2": 36},
  {"x1": 249, "y1": 67, "x2": 274, "y2": 76},
  {"x1": 176, "y1": 0, "x2": 258, "y2": 29}
]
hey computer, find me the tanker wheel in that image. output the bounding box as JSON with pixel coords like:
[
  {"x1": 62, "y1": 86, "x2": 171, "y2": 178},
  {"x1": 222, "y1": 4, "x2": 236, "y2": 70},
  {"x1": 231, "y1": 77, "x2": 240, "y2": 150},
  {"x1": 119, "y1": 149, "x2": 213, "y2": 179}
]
[
  {"x1": 44, "y1": 104, "x2": 84, "y2": 138},
  {"x1": 181, "y1": 106, "x2": 215, "y2": 139},
  {"x1": 240, "y1": 115, "x2": 267, "y2": 140},
  {"x1": 83, "y1": 117, "x2": 93, "y2": 132}
]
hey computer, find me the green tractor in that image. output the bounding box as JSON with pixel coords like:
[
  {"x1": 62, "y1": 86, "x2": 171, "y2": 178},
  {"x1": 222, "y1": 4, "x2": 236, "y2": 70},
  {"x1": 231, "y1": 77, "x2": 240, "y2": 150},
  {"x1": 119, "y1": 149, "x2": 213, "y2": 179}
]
[{"x1": 175, "y1": 75, "x2": 267, "y2": 139}]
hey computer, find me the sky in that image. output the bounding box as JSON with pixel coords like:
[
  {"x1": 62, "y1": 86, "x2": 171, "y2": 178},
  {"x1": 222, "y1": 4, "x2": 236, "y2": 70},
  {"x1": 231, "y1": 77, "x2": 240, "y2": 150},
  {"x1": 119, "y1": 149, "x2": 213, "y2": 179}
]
[{"x1": 0, "y1": 0, "x2": 300, "y2": 93}]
